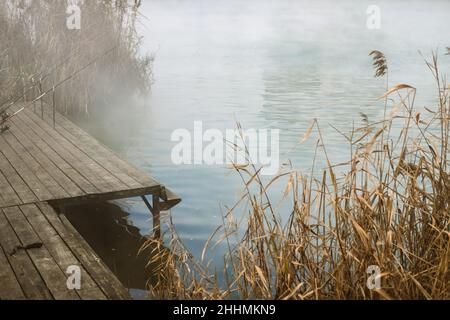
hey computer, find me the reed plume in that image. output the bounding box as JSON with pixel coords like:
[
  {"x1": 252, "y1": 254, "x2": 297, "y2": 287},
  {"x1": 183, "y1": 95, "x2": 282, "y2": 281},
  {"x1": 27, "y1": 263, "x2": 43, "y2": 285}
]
[{"x1": 370, "y1": 50, "x2": 388, "y2": 78}]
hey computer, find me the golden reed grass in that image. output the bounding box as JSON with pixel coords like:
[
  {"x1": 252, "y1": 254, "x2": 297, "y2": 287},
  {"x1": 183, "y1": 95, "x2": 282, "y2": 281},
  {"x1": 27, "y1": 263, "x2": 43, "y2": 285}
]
[{"x1": 143, "y1": 50, "x2": 449, "y2": 300}]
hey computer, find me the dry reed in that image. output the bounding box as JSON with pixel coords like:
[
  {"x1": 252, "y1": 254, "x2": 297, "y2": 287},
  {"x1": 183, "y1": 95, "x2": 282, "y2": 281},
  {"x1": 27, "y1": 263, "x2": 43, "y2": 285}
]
[
  {"x1": 143, "y1": 50, "x2": 449, "y2": 300},
  {"x1": 0, "y1": 0, "x2": 151, "y2": 117}
]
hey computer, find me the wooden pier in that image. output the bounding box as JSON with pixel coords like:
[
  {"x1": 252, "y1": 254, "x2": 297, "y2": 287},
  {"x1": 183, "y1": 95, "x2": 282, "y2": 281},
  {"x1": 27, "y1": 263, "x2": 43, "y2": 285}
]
[{"x1": 0, "y1": 104, "x2": 180, "y2": 300}]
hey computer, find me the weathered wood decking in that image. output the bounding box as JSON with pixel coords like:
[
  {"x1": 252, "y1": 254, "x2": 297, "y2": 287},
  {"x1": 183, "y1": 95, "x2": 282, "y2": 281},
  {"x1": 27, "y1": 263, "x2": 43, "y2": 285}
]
[
  {"x1": 0, "y1": 105, "x2": 180, "y2": 300},
  {"x1": 0, "y1": 203, "x2": 130, "y2": 299},
  {"x1": 0, "y1": 105, "x2": 180, "y2": 208}
]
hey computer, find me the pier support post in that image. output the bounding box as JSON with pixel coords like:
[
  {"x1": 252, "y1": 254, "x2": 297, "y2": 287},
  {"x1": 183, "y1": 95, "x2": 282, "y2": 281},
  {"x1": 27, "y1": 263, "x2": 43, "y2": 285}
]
[
  {"x1": 152, "y1": 193, "x2": 161, "y2": 239},
  {"x1": 141, "y1": 193, "x2": 161, "y2": 239}
]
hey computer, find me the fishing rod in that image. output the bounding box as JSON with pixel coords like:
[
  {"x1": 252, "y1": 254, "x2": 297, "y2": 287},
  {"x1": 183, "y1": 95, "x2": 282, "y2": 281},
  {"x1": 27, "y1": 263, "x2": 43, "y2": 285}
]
[{"x1": 0, "y1": 44, "x2": 119, "y2": 127}]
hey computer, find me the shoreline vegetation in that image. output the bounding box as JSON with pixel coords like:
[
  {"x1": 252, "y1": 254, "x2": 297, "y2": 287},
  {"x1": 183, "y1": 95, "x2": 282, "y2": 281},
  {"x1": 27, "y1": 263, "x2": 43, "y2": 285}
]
[
  {"x1": 0, "y1": 0, "x2": 151, "y2": 119},
  {"x1": 0, "y1": 1, "x2": 448, "y2": 300},
  {"x1": 146, "y1": 51, "x2": 449, "y2": 300}
]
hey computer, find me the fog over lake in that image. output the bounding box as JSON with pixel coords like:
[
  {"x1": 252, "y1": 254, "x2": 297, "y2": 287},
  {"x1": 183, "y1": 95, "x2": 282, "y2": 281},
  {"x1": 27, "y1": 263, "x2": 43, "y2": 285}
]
[{"x1": 92, "y1": 0, "x2": 450, "y2": 280}]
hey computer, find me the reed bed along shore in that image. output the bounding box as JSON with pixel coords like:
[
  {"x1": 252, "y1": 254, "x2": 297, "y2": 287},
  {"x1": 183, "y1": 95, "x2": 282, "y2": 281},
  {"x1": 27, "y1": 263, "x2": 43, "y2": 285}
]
[
  {"x1": 144, "y1": 51, "x2": 449, "y2": 300},
  {"x1": 0, "y1": 0, "x2": 151, "y2": 118}
]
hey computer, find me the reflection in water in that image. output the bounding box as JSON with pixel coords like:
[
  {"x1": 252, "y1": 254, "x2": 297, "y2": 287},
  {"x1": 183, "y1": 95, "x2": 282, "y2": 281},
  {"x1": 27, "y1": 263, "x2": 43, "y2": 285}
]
[{"x1": 64, "y1": 201, "x2": 161, "y2": 299}]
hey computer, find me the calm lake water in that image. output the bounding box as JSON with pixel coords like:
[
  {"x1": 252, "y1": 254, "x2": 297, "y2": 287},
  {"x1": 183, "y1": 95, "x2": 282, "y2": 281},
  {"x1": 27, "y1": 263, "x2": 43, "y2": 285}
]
[{"x1": 77, "y1": 0, "x2": 450, "y2": 295}]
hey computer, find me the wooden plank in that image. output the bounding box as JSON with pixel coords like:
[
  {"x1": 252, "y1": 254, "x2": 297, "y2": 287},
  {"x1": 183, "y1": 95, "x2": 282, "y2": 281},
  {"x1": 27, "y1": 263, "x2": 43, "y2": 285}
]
[
  {"x1": 40, "y1": 108, "x2": 178, "y2": 208},
  {"x1": 0, "y1": 246, "x2": 26, "y2": 300},
  {"x1": 49, "y1": 120, "x2": 144, "y2": 188},
  {"x1": 19, "y1": 203, "x2": 107, "y2": 300},
  {"x1": 2, "y1": 106, "x2": 172, "y2": 209},
  {"x1": 0, "y1": 169, "x2": 21, "y2": 207},
  {"x1": 0, "y1": 152, "x2": 37, "y2": 204},
  {"x1": 40, "y1": 107, "x2": 161, "y2": 188},
  {"x1": 0, "y1": 208, "x2": 52, "y2": 299},
  {"x1": 20, "y1": 111, "x2": 128, "y2": 193},
  {"x1": 7, "y1": 120, "x2": 83, "y2": 198},
  {"x1": 17, "y1": 111, "x2": 113, "y2": 192},
  {"x1": 58, "y1": 214, "x2": 130, "y2": 300},
  {"x1": 0, "y1": 135, "x2": 53, "y2": 201},
  {"x1": 3, "y1": 206, "x2": 80, "y2": 300},
  {"x1": 37, "y1": 202, "x2": 131, "y2": 300},
  {"x1": 45, "y1": 119, "x2": 142, "y2": 193},
  {"x1": 10, "y1": 113, "x2": 163, "y2": 206},
  {"x1": 44, "y1": 112, "x2": 145, "y2": 190},
  {"x1": 0, "y1": 190, "x2": 4, "y2": 208},
  {"x1": 48, "y1": 185, "x2": 161, "y2": 207},
  {"x1": 2, "y1": 130, "x2": 69, "y2": 199},
  {"x1": 160, "y1": 187, "x2": 182, "y2": 210},
  {"x1": 20, "y1": 111, "x2": 126, "y2": 193},
  {"x1": 11, "y1": 113, "x2": 99, "y2": 195}
]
